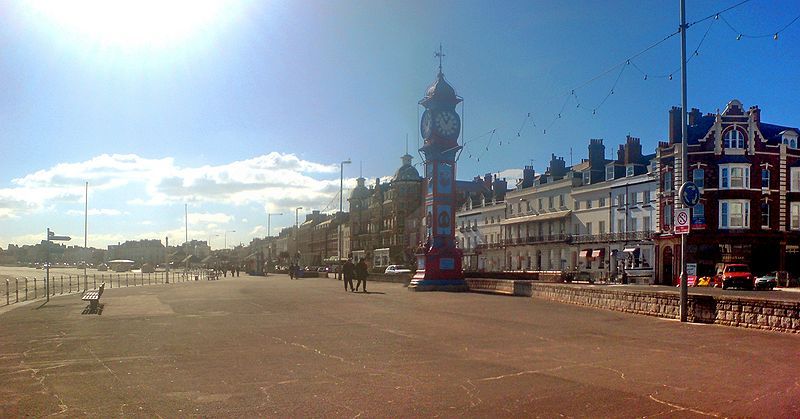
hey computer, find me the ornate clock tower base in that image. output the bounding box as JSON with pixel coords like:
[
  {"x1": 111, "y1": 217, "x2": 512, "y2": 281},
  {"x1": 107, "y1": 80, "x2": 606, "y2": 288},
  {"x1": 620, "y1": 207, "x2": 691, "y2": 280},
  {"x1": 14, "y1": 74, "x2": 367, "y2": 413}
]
[{"x1": 408, "y1": 248, "x2": 468, "y2": 292}]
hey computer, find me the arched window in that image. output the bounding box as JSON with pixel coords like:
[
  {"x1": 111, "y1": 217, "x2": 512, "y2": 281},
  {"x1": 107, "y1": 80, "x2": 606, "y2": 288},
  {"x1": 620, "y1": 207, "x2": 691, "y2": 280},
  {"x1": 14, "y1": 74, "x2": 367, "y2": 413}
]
[{"x1": 724, "y1": 129, "x2": 745, "y2": 149}]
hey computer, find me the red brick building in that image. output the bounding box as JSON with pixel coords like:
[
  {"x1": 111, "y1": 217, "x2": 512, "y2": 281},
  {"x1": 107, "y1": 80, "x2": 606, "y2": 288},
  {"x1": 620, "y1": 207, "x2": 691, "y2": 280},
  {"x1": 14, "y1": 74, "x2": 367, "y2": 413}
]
[{"x1": 654, "y1": 100, "x2": 800, "y2": 284}]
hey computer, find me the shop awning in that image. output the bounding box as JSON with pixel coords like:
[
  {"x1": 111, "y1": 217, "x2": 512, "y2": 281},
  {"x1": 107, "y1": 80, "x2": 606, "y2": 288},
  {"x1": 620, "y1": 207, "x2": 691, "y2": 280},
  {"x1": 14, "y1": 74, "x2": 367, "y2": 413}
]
[
  {"x1": 622, "y1": 247, "x2": 639, "y2": 253},
  {"x1": 591, "y1": 249, "x2": 605, "y2": 258},
  {"x1": 578, "y1": 249, "x2": 591, "y2": 258}
]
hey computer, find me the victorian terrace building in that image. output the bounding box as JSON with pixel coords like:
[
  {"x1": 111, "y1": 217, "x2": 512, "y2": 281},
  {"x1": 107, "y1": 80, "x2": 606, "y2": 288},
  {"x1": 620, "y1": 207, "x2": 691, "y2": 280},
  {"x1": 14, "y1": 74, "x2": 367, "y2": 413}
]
[{"x1": 654, "y1": 100, "x2": 800, "y2": 283}]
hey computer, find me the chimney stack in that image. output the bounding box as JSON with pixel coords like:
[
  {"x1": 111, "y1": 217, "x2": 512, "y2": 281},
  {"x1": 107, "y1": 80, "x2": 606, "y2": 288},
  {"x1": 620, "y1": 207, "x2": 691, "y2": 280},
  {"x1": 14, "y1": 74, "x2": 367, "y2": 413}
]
[{"x1": 668, "y1": 106, "x2": 682, "y2": 144}]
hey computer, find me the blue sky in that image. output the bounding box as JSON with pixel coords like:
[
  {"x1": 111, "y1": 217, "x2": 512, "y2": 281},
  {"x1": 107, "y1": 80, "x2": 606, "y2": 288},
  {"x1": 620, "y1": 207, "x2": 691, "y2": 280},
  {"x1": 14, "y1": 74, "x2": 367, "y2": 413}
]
[{"x1": 1, "y1": 0, "x2": 798, "y2": 249}]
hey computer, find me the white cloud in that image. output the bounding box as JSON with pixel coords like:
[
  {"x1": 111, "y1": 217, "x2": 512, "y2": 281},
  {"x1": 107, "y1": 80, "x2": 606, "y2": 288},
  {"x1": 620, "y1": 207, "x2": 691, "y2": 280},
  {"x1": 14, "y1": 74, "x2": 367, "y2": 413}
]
[
  {"x1": 187, "y1": 212, "x2": 233, "y2": 226},
  {"x1": 1, "y1": 152, "x2": 347, "y2": 219},
  {"x1": 66, "y1": 208, "x2": 125, "y2": 217},
  {"x1": 249, "y1": 225, "x2": 264, "y2": 236}
]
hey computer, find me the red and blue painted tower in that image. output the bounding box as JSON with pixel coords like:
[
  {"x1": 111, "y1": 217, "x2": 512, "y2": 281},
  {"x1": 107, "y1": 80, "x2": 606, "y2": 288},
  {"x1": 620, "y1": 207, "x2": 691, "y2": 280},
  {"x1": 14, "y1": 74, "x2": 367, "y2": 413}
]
[{"x1": 409, "y1": 48, "x2": 467, "y2": 292}]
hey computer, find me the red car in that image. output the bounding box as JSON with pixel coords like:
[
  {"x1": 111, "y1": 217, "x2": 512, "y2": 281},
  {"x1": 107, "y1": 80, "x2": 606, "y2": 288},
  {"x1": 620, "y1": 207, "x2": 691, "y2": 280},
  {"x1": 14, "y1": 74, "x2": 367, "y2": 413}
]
[{"x1": 715, "y1": 264, "x2": 754, "y2": 290}]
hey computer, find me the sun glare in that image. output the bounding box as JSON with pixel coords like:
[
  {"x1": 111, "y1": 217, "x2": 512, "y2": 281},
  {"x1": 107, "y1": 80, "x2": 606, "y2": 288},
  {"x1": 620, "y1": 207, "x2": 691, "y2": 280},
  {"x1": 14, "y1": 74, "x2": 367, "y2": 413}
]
[{"x1": 26, "y1": 0, "x2": 242, "y2": 51}]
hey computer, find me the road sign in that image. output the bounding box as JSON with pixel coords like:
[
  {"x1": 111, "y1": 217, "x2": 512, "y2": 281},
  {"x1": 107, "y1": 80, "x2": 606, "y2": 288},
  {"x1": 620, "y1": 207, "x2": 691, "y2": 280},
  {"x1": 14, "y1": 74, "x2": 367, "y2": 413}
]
[
  {"x1": 686, "y1": 263, "x2": 697, "y2": 276},
  {"x1": 679, "y1": 181, "x2": 700, "y2": 207},
  {"x1": 675, "y1": 207, "x2": 690, "y2": 234}
]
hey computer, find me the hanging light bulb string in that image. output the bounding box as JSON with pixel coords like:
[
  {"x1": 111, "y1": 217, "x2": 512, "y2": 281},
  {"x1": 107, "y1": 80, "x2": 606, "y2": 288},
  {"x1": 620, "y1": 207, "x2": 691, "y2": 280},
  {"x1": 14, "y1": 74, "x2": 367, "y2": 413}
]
[
  {"x1": 460, "y1": 0, "x2": 796, "y2": 171},
  {"x1": 719, "y1": 12, "x2": 800, "y2": 40}
]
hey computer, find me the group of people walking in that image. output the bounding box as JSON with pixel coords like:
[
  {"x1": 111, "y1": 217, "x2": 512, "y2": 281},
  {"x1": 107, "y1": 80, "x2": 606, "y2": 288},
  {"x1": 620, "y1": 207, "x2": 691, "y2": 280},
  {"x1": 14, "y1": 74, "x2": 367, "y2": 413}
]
[{"x1": 342, "y1": 258, "x2": 368, "y2": 293}]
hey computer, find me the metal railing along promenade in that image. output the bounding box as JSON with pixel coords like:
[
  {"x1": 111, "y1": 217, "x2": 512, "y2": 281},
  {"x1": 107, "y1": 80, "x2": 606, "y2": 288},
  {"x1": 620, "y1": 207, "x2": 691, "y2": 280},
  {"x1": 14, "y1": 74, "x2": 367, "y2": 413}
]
[{"x1": 3, "y1": 270, "x2": 216, "y2": 308}]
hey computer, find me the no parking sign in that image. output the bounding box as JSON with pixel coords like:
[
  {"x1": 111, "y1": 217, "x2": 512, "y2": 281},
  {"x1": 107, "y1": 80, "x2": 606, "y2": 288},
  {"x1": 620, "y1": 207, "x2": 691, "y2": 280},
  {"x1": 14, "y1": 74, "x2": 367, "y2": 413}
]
[{"x1": 675, "y1": 207, "x2": 690, "y2": 234}]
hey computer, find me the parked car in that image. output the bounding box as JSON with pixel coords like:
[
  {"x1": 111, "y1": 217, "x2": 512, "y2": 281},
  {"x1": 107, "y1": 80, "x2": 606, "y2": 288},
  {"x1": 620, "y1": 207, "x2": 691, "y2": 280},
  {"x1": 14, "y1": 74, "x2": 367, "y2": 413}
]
[
  {"x1": 754, "y1": 272, "x2": 780, "y2": 290},
  {"x1": 714, "y1": 263, "x2": 754, "y2": 290},
  {"x1": 384, "y1": 265, "x2": 412, "y2": 274}
]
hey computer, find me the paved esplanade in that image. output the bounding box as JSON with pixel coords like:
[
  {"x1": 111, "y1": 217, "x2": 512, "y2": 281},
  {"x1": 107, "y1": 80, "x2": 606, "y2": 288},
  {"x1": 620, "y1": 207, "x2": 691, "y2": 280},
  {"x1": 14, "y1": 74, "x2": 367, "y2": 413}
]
[{"x1": 1, "y1": 276, "x2": 798, "y2": 417}]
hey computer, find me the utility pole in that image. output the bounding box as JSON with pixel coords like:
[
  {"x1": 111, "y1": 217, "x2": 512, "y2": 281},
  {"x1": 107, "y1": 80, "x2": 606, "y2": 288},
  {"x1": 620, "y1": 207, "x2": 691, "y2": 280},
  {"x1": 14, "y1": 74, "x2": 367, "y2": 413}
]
[
  {"x1": 84, "y1": 181, "x2": 88, "y2": 291},
  {"x1": 679, "y1": 0, "x2": 689, "y2": 322},
  {"x1": 295, "y1": 207, "x2": 303, "y2": 264}
]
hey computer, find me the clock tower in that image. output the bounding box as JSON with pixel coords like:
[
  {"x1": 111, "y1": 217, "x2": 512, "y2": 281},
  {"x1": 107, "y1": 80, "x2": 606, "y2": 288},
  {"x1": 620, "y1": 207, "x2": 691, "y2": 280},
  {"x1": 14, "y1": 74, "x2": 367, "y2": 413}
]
[{"x1": 409, "y1": 48, "x2": 467, "y2": 292}]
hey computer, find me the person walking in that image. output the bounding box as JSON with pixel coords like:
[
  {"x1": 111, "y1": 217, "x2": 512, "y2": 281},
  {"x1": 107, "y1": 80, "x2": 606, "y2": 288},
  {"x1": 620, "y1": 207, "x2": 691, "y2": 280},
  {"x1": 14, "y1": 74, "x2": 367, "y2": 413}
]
[
  {"x1": 343, "y1": 258, "x2": 355, "y2": 292},
  {"x1": 355, "y1": 258, "x2": 368, "y2": 293},
  {"x1": 289, "y1": 264, "x2": 295, "y2": 280}
]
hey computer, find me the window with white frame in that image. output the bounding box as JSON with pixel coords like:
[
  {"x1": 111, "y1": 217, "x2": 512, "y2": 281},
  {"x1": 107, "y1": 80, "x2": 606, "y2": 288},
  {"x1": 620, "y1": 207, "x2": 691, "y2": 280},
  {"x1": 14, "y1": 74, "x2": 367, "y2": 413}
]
[
  {"x1": 599, "y1": 220, "x2": 606, "y2": 234},
  {"x1": 586, "y1": 199, "x2": 592, "y2": 209},
  {"x1": 626, "y1": 165, "x2": 635, "y2": 177},
  {"x1": 599, "y1": 197, "x2": 605, "y2": 207},
  {"x1": 643, "y1": 216, "x2": 651, "y2": 231},
  {"x1": 724, "y1": 128, "x2": 745, "y2": 149},
  {"x1": 761, "y1": 202, "x2": 770, "y2": 228},
  {"x1": 606, "y1": 166, "x2": 615, "y2": 181},
  {"x1": 762, "y1": 169, "x2": 770, "y2": 189},
  {"x1": 559, "y1": 194, "x2": 565, "y2": 207},
  {"x1": 792, "y1": 167, "x2": 800, "y2": 192},
  {"x1": 720, "y1": 164, "x2": 750, "y2": 189},
  {"x1": 783, "y1": 133, "x2": 799, "y2": 149},
  {"x1": 630, "y1": 217, "x2": 638, "y2": 232},
  {"x1": 719, "y1": 200, "x2": 750, "y2": 229},
  {"x1": 692, "y1": 168, "x2": 704, "y2": 189},
  {"x1": 548, "y1": 196, "x2": 554, "y2": 209},
  {"x1": 792, "y1": 203, "x2": 800, "y2": 230},
  {"x1": 586, "y1": 222, "x2": 593, "y2": 235},
  {"x1": 617, "y1": 219, "x2": 625, "y2": 233},
  {"x1": 629, "y1": 192, "x2": 638, "y2": 205},
  {"x1": 663, "y1": 204, "x2": 672, "y2": 228},
  {"x1": 582, "y1": 171, "x2": 590, "y2": 184},
  {"x1": 643, "y1": 190, "x2": 651, "y2": 204},
  {"x1": 664, "y1": 171, "x2": 673, "y2": 192}
]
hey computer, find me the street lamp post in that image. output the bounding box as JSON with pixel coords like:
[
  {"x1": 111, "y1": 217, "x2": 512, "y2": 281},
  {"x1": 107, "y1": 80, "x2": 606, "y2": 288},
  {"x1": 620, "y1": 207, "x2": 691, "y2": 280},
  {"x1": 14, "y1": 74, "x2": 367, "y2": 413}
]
[
  {"x1": 267, "y1": 212, "x2": 283, "y2": 274},
  {"x1": 295, "y1": 207, "x2": 303, "y2": 265},
  {"x1": 338, "y1": 159, "x2": 351, "y2": 277},
  {"x1": 224, "y1": 230, "x2": 236, "y2": 250}
]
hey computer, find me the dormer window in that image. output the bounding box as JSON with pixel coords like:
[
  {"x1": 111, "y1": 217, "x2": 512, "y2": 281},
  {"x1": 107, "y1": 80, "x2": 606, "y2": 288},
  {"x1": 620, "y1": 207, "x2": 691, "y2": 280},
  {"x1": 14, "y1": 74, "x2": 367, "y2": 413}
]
[
  {"x1": 782, "y1": 131, "x2": 799, "y2": 149},
  {"x1": 582, "y1": 171, "x2": 590, "y2": 184},
  {"x1": 626, "y1": 165, "x2": 635, "y2": 177},
  {"x1": 606, "y1": 166, "x2": 615, "y2": 181},
  {"x1": 724, "y1": 128, "x2": 745, "y2": 149}
]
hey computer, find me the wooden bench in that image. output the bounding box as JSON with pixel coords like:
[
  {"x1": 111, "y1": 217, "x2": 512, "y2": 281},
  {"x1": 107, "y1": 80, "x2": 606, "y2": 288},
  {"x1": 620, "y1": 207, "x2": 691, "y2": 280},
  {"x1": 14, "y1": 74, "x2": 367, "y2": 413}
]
[{"x1": 82, "y1": 282, "x2": 105, "y2": 312}]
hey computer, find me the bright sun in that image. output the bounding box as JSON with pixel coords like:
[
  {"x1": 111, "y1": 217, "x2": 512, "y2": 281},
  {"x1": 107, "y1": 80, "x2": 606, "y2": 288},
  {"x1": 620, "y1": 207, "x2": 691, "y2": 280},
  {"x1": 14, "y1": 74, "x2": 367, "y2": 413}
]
[{"x1": 26, "y1": 0, "x2": 243, "y2": 51}]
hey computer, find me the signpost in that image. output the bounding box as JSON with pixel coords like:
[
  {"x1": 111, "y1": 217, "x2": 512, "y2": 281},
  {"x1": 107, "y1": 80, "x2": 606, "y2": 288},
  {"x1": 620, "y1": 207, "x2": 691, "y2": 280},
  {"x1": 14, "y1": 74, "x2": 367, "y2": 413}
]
[{"x1": 674, "y1": 207, "x2": 690, "y2": 235}]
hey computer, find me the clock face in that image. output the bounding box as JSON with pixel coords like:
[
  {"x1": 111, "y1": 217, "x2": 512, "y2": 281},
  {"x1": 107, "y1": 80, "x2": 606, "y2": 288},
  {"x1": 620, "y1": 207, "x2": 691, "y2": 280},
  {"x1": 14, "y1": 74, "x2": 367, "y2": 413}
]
[
  {"x1": 420, "y1": 110, "x2": 433, "y2": 138},
  {"x1": 434, "y1": 110, "x2": 460, "y2": 139}
]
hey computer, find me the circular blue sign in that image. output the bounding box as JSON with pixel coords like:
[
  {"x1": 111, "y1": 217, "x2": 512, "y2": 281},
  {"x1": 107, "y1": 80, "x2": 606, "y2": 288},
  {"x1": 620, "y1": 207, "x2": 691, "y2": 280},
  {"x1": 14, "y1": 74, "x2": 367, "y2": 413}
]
[{"x1": 679, "y1": 181, "x2": 700, "y2": 207}]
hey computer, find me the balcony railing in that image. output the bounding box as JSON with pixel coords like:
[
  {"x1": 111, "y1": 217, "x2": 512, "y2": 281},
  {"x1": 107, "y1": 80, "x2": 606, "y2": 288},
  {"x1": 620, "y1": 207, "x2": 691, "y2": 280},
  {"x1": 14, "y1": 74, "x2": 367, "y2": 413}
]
[
  {"x1": 571, "y1": 230, "x2": 654, "y2": 244},
  {"x1": 500, "y1": 233, "x2": 572, "y2": 246}
]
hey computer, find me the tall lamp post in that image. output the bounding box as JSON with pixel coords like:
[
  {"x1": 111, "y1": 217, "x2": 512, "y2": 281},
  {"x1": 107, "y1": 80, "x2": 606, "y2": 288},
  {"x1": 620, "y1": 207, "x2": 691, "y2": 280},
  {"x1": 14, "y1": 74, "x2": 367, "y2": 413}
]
[
  {"x1": 267, "y1": 212, "x2": 283, "y2": 274},
  {"x1": 295, "y1": 207, "x2": 303, "y2": 265},
  {"x1": 224, "y1": 230, "x2": 236, "y2": 250},
  {"x1": 339, "y1": 159, "x2": 351, "y2": 276}
]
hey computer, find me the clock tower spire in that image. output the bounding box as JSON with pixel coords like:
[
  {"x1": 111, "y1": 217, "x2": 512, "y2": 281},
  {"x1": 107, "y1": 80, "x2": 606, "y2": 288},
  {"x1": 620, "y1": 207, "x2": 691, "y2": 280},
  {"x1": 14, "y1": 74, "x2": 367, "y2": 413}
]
[{"x1": 409, "y1": 47, "x2": 467, "y2": 292}]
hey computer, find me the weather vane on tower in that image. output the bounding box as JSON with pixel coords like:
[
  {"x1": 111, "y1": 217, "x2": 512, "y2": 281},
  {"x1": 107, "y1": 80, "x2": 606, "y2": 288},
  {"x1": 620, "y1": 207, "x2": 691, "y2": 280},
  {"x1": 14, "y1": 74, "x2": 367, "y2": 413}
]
[{"x1": 435, "y1": 43, "x2": 445, "y2": 74}]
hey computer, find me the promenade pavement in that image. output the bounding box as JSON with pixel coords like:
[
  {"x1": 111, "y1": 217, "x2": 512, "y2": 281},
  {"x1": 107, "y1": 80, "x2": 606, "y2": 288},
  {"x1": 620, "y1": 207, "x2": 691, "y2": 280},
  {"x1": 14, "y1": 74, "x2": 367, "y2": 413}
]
[{"x1": 1, "y1": 274, "x2": 799, "y2": 417}]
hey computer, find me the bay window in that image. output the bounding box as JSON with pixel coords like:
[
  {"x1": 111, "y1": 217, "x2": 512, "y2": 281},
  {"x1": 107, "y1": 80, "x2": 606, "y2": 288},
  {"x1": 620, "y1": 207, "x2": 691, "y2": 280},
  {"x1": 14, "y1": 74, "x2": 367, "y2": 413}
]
[
  {"x1": 792, "y1": 203, "x2": 800, "y2": 230},
  {"x1": 720, "y1": 164, "x2": 750, "y2": 189},
  {"x1": 719, "y1": 200, "x2": 750, "y2": 229}
]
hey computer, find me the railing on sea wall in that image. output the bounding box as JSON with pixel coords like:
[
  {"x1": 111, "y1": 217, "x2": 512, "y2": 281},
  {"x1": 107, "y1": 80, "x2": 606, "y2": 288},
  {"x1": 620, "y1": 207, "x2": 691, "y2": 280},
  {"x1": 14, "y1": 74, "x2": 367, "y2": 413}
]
[{"x1": 2, "y1": 269, "x2": 215, "y2": 307}]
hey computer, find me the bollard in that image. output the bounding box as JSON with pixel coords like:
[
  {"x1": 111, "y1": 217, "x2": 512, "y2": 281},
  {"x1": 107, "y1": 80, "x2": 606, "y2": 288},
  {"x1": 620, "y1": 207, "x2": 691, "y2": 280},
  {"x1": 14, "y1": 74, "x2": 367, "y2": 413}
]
[
  {"x1": 60, "y1": 275, "x2": 63, "y2": 295},
  {"x1": 25, "y1": 278, "x2": 29, "y2": 301},
  {"x1": 5, "y1": 279, "x2": 8, "y2": 305},
  {"x1": 94, "y1": 274, "x2": 97, "y2": 289},
  {"x1": 148, "y1": 273, "x2": 151, "y2": 286},
  {"x1": 126, "y1": 273, "x2": 129, "y2": 287},
  {"x1": 69, "y1": 276, "x2": 72, "y2": 293},
  {"x1": 16, "y1": 278, "x2": 19, "y2": 302},
  {"x1": 33, "y1": 277, "x2": 37, "y2": 299}
]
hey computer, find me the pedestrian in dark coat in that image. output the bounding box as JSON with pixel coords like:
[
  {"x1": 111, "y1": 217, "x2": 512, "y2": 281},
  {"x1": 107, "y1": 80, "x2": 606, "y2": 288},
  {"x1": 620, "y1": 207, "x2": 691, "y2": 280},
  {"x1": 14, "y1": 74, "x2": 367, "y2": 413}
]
[
  {"x1": 343, "y1": 259, "x2": 355, "y2": 292},
  {"x1": 355, "y1": 258, "x2": 368, "y2": 293}
]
